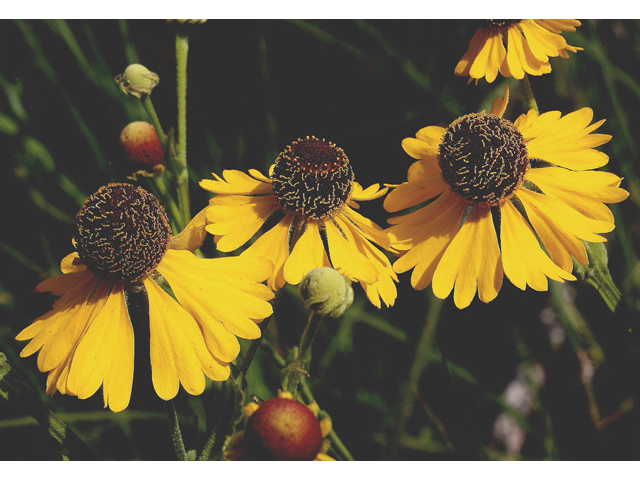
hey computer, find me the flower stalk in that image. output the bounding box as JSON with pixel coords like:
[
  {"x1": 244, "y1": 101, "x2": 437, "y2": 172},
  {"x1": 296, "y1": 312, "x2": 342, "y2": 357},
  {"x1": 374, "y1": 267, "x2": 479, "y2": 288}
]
[{"x1": 173, "y1": 27, "x2": 191, "y2": 231}]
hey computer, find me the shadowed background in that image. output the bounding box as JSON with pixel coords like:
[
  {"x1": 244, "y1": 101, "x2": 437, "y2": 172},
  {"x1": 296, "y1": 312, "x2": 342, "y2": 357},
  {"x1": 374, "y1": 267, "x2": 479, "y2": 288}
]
[{"x1": 1, "y1": 19, "x2": 639, "y2": 460}]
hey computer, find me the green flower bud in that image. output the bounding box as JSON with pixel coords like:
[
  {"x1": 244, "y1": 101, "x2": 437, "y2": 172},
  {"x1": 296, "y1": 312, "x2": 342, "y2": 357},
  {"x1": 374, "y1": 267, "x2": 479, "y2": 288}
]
[
  {"x1": 115, "y1": 64, "x2": 159, "y2": 99},
  {"x1": 298, "y1": 267, "x2": 353, "y2": 318}
]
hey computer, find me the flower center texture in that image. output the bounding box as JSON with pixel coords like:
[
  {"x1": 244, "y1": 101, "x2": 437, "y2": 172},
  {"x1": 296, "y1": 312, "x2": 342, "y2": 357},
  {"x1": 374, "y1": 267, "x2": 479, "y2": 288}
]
[
  {"x1": 271, "y1": 136, "x2": 354, "y2": 220},
  {"x1": 74, "y1": 183, "x2": 172, "y2": 283},
  {"x1": 438, "y1": 113, "x2": 529, "y2": 207}
]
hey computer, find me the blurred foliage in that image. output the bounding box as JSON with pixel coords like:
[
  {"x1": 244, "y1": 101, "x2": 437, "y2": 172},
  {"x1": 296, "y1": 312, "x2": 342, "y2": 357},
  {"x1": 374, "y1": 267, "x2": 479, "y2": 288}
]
[{"x1": 1, "y1": 19, "x2": 640, "y2": 461}]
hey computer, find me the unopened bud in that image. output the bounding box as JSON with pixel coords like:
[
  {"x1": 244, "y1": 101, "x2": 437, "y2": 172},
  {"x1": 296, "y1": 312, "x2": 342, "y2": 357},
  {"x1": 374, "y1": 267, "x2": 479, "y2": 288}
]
[
  {"x1": 298, "y1": 267, "x2": 353, "y2": 318},
  {"x1": 119, "y1": 121, "x2": 165, "y2": 178},
  {"x1": 115, "y1": 64, "x2": 159, "y2": 98}
]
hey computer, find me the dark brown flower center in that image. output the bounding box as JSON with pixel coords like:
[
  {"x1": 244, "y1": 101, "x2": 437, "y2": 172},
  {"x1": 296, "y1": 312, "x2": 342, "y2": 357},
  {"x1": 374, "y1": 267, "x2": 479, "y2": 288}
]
[
  {"x1": 271, "y1": 136, "x2": 354, "y2": 220},
  {"x1": 74, "y1": 183, "x2": 171, "y2": 283},
  {"x1": 438, "y1": 113, "x2": 529, "y2": 206}
]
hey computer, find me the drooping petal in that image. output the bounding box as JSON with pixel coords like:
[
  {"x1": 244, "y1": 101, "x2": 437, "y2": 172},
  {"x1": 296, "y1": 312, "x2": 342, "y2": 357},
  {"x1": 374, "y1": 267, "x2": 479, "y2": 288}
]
[
  {"x1": 145, "y1": 278, "x2": 230, "y2": 401},
  {"x1": 455, "y1": 28, "x2": 490, "y2": 78},
  {"x1": 241, "y1": 214, "x2": 295, "y2": 290},
  {"x1": 157, "y1": 249, "x2": 273, "y2": 343},
  {"x1": 341, "y1": 205, "x2": 391, "y2": 249},
  {"x1": 349, "y1": 182, "x2": 388, "y2": 202},
  {"x1": 336, "y1": 212, "x2": 398, "y2": 308},
  {"x1": 66, "y1": 282, "x2": 134, "y2": 412},
  {"x1": 432, "y1": 205, "x2": 503, "y2": 308},
  {"x1": 500, "y1": 199, "x2": 575, "y2": 292},
  {"x1": 325, "y1": 218, "x2": 378, "y2": 285},
  {"x1": 60, "y1": 252, "x2": 86, "y2": 274},
  {"x1": 388, "y1": 190, "x2": 468, "y2": 291},
  {"x1": 469, "y1": 29, "x2": 506, "y2": 83},
  {"x1": 17, "y1": 272, "x2": 105, "y2": 372},
  {"x1": 283, "y1": 221, "x2": 331, "y2": 286}
]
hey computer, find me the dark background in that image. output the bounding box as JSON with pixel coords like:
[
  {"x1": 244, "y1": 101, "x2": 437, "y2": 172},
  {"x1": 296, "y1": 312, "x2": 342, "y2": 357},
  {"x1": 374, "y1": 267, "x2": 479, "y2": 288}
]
[{"x1": 1, "y1": 19, "x2": 639, "y2": 460}]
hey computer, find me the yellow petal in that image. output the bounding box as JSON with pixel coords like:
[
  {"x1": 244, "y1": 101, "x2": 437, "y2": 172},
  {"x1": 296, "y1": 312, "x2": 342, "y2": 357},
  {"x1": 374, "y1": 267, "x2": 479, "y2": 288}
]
[
  {"x1": 349, "y1": 182, "x2": 388, "y2": 202},
  {"x1": 388, "y1": 190, "x2": 467, "y2": 291},
  {"x1": 146, "y1": 278, "x2": 230, "y2": 401},
  {"x1": 200, "y1": 169, "x2": 272, "y2": 195},
  {"x1": 283, "y1": 221, "x2": 331, "y2": 285},
  {"x1": 527, "y1": 167, "x2": 628, "y2": 223},
  {"x1": 168, "y1": 207, "x2": 208, "y2": 252},
  {"x1": 325, "y1": 218, "x2": 378, "y2": 285},
  {"x1": 242, "y1": 215, "x2": 294, "y2": 290},
  {"x1": 469, "y1": 29, "x2": 505, "y2": 83},
  {"x1": 66, "y1": 282, "x2": 134, "y2": 412},
  {"x1": 402, "y1": 137, "x2": 437, "y2": 160},
  {"x1": 158, "y1": 250, "x2": 273, "y2": 341},
  {"x1": 205, "y1": 195, "x2": 280, "y2": 252},
  {"x1": 337, "y1": 214, "x2": 398, "y2": 307},
  {"x1": 383, "y1": 176, "x2": 446, "y2": 213},
  {"x1": 60, "y1": 252, "x2": 85, "y2": 274},
  {"x1": 432, "y1": 206, "x2": 502, "y2": 308},
  {"x1": 455, "y1": 28, "x2": 490, "y2": 77},
  {"x1": 407, "y1": 157, "x2": 440, "y2": 182},
  {"x1": 500, "y1": 199, "x2": 575, "y2": 292},
  {"x1": 489, "y1": 84, "x2": 510, "y2": 118},
  {"x1": 340, "y1": 206, "x2": 391, "y2": 249}
]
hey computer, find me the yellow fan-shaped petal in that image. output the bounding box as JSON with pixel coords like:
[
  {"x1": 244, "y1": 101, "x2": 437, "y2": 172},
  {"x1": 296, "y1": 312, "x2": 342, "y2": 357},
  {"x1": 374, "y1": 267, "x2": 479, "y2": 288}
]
[
  {"x1": 242, "y1": 214, "x2": 294, "y2": 290},
  {"x1": 325, "y1": 218, "x2": 378, "y2": 285},
  {"x1": 500, "y1": 199, "x2": 575, "y2": 292},
  {"x1": 66, "y1": 282, "x2": 134, "y2": 412},
  {"x1": 432, "y1": 205, "x2": 502, "y2": 308},
  {"x1": 146, "y1": 278, "x2": 230, "y2": 401},
  {"x1": 283, "y1": 221, "x2": 331, "y2": 286},
  {"x1": 455, "y1": 28, "x2": 490, "y2": 77},
  {"x1": 402, "y1": 137, "x2": 438, "y2": 160}
]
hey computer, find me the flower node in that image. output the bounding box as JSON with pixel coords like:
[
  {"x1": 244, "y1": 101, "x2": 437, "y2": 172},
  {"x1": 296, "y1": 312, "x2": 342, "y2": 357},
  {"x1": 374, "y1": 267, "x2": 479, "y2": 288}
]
[
  {"x1": 438, "y1": 113, "x2": 529, "y2": 206},
  {"x1": 271, "y1": 136, "x2": 354, "y2": 220},
  {"x1": 74, "y1": 183, "x2": 171, "y2": 283}
]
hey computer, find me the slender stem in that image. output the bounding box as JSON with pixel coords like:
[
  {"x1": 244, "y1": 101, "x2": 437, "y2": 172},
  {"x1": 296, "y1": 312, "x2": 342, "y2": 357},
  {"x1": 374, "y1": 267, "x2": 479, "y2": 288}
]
[
  {"x1": 521, "y1": 74, "x2": 539, "y2": 114},
  {"x1": 572, "y1": 241, "x2": 622, "y2": 312},
  {"x1": 166, "y1": 400, "x2": 189, "y2": 460},
  {"x1": 141, "y1": 94, "x2": 167, "y2": 147},
  {"x1": 174, "y1": 28, "x2": 191, "y2": 229},
  {"x1": 282, "y1": 309, "x2": 325, "y2": 394}
]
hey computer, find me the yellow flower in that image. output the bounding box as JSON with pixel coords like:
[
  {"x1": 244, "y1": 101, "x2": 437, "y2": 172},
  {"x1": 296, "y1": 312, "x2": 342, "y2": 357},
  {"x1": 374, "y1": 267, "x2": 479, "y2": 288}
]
[
  {"x1": 223, "y1": 390, "x2": 334, "y2": 461},
  {"x1": 200, "y1": 136, "x2": 398, "y2": 308},
  {"x1": 15, "y1": 183, "x2": 274, "y2": 412},
  {"x1": 385, "y1": 86, "x2": 628, "y2": 309},
  {"x1": 455, "y1": 20, "x2": 582, "y2": 83}
]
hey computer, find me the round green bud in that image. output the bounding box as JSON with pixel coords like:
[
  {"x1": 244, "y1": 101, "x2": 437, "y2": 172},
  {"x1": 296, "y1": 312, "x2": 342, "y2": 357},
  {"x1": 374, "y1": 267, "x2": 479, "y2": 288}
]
[
  {"x1": 115, "y1": 64, "x2": 159, "y2": 99},
  {"x1": 298, "y1": 267, "x2": 353, "y2": 318}
]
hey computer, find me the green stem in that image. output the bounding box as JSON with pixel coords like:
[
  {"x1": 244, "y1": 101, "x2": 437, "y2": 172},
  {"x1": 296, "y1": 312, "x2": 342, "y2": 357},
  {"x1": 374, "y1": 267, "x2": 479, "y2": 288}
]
[
  {"x1": 166, "y1": 400, "x2": 189, "y2": 460},
  {"x1": 521, "y1": 74, "x2": 539, "y2": 114},
  {"x1": 141, "y1": 94, "x2": 167, "y2": 147},
  {"x1": 174, "y1": 28, "x2": 191, "y2": 229},
  {"x1": 0, "y1": 352, "x2": 99, "y2": 460},
  {"x1": 572, "y1": 241, "x2": 622, "y2": 312},
  {"x1": 282, "y1": 309, "x2": 325, "y2": 394}
]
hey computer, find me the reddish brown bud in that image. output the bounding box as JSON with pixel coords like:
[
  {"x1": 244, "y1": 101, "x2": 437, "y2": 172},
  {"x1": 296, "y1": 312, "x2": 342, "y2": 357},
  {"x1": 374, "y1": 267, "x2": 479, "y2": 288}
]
[
  {"x1": 119, "y1": 121, "x2": 165, "y2": 177},
  {"x1": 242, "y1": 397, "x2": 323, "y2": 461}
]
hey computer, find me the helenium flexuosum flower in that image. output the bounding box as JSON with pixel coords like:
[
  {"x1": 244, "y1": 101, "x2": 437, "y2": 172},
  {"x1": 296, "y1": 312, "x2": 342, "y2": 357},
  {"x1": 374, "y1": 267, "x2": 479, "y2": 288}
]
[
  {"x1": 385, "y1": 86, "x2": 628, "y2": 309},
  {"x1": 16, "y1": 183, "x2": 274, "y2": 411}
]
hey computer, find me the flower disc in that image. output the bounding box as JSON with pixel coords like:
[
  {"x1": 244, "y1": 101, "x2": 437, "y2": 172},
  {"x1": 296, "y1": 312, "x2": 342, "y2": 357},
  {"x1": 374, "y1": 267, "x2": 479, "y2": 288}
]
[
  {"x1": 438, "y1": 113, "x2": 529, "y2": 206},
  {"x1": 74, "y1": 183, "x2": 171, "y2": 283},
  {"x1": 271, "y1": 136, "x2": 354, "y2": 219}
]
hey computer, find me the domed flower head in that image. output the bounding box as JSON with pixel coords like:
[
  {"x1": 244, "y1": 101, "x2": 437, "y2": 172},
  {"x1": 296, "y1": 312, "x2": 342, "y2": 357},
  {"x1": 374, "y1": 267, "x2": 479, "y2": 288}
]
[
  {"x1": 16, "y1": 183, "x2": 274, "y2": 412},
  {"x1": 455, "y1": 20, "x2": 582, "y2": 83},
  {"x1": 385, "y1": 86, "x2": 628, "y2": 309},
  {"x1": 200, "y1": 136, "x2": 398, "y2": 308},
  {"x1": 223, "y1": 391, "x2": 334, "y2": 461}
]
